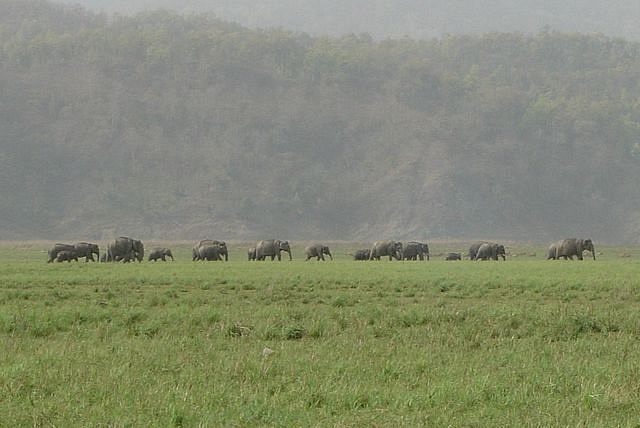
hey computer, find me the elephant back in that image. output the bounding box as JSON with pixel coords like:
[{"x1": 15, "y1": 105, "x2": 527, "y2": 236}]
[{"x1": 53, "y1": 243, "x2": 74, "y2": 252}]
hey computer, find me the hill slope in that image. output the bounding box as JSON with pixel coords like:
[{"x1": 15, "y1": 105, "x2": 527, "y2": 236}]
[
  {"x1": 2, "y1": 1, "x2": 640, "y2": 243},
  {"x1": 59, "y1": 0, "x2": 640, "y2": 41}
]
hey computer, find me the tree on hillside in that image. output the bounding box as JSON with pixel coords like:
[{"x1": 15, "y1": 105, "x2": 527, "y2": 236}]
[{"x1": 2, "y1": 1, "x2": 640, "y2": 241}]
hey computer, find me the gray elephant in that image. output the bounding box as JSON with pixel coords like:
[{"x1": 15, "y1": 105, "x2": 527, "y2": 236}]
[
  {"x1": 73, "y1": 242, "x2": 100, "y2": 262},
  {"x1": 445, "y1": 252, "x2": 462, "y2": 261},
  {"x1": 193, "y1": 240, "x2": 228, "y2": 261},
  {"x1": 56, "y1": 250, "x2": 78, "y2": 262},
  {"x1": 107, "y1": 237, "x2": 144, "y2": 263},
  {"x1": 475, "y1": 242, "x2": 500, "y2": 261},
  {"x1": 148, "y1": 247, "x2": 174, "y2": 261},
  {"x1": 468, "y1": 241, "x2": 486, "y2": 260},
  {"x1": 255, "y1": 239, "x2": 292, "y2": 261},
  {"x1": 304, "y1": 244, "x2": 333, "y2": 261},
  {"x1": 353, "y1": 249, "x2": 370, "y2": 261},
  {"x1": 47, "y1": 243, "x2": 74, "y2": 263},
  {"x1": 550, "y1": 238, "x2": 595, "y2": 260},
  {"x1": 198, "y1": 244, "x2": 224, "y2": 261},
  {"x1": 403, "y1": 241, "x2": 430, "y2": 260},
  {"x1": 248, "y1": 247, "x2": 257, "y2": 261},
  {"x1": 369, "y1": 241, "x2": 403, "y2": 261},
  {"x1": 546, "y1": 242, "x2": 559, "y2": 260},
  {"x1": 469, "y1": 241, "x2": 506, "y2": 260}
]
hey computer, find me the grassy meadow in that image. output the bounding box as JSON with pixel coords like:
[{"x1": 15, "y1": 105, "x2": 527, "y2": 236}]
[{"x1": 2, "y1": 241, "x2": 640, "y2": 427}]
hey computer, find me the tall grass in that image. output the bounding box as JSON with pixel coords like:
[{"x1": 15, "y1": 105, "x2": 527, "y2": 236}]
[{"x1": 1, "y1": 242, "x2": 640, "y2": 426}]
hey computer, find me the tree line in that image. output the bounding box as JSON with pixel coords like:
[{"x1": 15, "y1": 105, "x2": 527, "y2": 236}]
[{"x1": 2, "y1": 0, "x2": 640, "y2": 242}]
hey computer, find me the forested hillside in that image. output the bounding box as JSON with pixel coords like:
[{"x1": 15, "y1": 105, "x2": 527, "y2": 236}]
[
  {"x1": 2, "y1": 0, "x2": 640, "y2": 242},
  {"x1": 63, "y1": 0, "x2": 640, "y2": 41}
]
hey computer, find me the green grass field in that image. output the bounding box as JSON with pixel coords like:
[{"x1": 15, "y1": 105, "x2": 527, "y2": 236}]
[{"x1": 2, "y1": 242, "x2": 640, "y2": 427}]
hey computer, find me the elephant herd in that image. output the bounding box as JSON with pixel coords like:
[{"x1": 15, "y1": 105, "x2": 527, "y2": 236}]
[
  {"x1": 48, "y1": 237, "x2": 146, "y2": 263},
  {"x1": 546, "y1": 238, "x2": 596, "y2": 260},
  {"x1": 351, "y1": 238, "x2": 595, "y2": 261},
  {"x1": 46, "y1": 236, "x2": 597, "y2": 263}
]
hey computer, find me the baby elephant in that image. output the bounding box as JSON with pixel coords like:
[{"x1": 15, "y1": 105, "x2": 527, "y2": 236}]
[
  {"x1": 304, "y1": 244, "x2": 333, "y2": 261},
  {"x1": 148, "y1": 247, "x2": 174, "y2": 262},
  {"x1": 445, "y1": 252, "x2": 462, "y2": 261},
  {"x1": 352, "y1": 249, "x2": 371, "y2": 261},
  {"x1": 56, "y1": 250, "x2": 78, "y2": 262}
]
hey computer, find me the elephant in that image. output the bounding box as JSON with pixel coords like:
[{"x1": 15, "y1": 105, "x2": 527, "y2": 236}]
[
  {"x1": 193, "y1": 240, "x2": 228, "y2": 261},
  {"x1": 403, "y1": 241, "x2": 430, "y2": 260},
  {"x1": 107, "y1": 237, "x2": 144, "y2": 263},
  {"x1": 197, "y1": 244, "x2": 224, "y2": 261},
  {"x1": 248, "y1": 247, "x2": 257, "y2": 261},
  {"x1": 56, "y1": 250, "x2": 78, "y2": 262},
  {"x1": 475, "y1": 242, "x2": 499, "y2": 261},
  {"x1": 369, "y1": 241, "x2": 403, "y2": 261},
  {"x1": 47, "y1": 243, "x2": 74, "y2": 263},
  {"x1": 550, "y1": 238, "x2": 595, "y2": 260},
  {"x1": 49, "y1": 242, "x2": 99, "y2": 263},
  {"x1": 255, "y1": 239, "x2": 292, "y2": 261},
  {"x1": 445, "y1": 252, "x2": 462, "y2": 261},
  {"x1": 304, "y1": 244, "x2": 333, "y2": 261},
  {"x1": 469, "y1": 241, "x2": 506, "y2": 260},
  {"x1": 468, "y1": 241, "x2": 486, "y2": 260},
  {"x1": 546, "y1": 242, "x2": 559, "y2": 260},
  {"x1": 352, "y1": 249, "x2": 370, "y2": 261},
  {"x1": 73, "y1": 242, "x2": 100, "y2": 262},
  {"x1": 148, "y1": 247, "x2": 174, "y2": 262}
]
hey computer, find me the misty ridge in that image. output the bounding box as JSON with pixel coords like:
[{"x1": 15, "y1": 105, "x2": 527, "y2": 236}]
[
  {"x1": 2, "y1": 0, "x2": 640, "y2": 243},
  {"x1": 63, "y1": 0, "x2": 640, "y2": 41}
]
